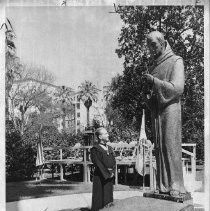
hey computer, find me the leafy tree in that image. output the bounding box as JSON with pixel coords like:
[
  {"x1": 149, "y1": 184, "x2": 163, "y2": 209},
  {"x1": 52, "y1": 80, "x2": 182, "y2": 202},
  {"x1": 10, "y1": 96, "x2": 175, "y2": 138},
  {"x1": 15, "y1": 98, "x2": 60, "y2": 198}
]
[
  {"x1": 107, "y1": 108, "x2": 139, "y2": 143},
  {"x1": 39, "y1": 126, "x2": 84, "y2": 160},
  {"x1": 53, "y1": 85, "x2": 75, "y2": 132},
  {"x1": 26, "y1": 111, "x2": 59, "y2": 135},
  {"x1": 9, "y1": 64, "x2": 55, "y2": 134},
  {"x1": 78, "y1": 81, "x2": 99, "y2": 127},
  {"x1": 91, "y1": 105, "x2": 107, "y2": 127},
  {"x1": 92, "y1": 118, "x2": 101, "y2": 129},
  {"x1": 3, "y1": 20, "x2": 77, "y2": 181},
  {"x1": 2, "y1": 20, "x2": 37, "y2": 181},
  {"x1": 109, "y1": 6, "x2": 204, "y2": 159},
  {"x1": 1, "y1": 18, "x2": 22, "y2": 119},
  {"x1": 105, "y1": 78, "x2": 142, "y2": 143}
]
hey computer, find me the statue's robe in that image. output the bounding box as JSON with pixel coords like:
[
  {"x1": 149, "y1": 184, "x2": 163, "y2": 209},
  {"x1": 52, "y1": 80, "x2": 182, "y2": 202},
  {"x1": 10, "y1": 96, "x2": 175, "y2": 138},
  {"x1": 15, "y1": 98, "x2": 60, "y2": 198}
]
[
  {"x1": 147, "y1": 42, "x2": 186, "y2": 194},
  {"x1": 91, "y1": 144, "x2": 116, "y2": 211}
]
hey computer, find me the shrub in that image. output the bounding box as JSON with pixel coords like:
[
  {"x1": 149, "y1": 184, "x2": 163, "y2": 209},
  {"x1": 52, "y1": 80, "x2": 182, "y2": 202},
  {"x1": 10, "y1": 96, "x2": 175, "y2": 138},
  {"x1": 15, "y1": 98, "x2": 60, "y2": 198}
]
[{"x1": 6, "y1": 130, "x2": 37, "y2": 182}]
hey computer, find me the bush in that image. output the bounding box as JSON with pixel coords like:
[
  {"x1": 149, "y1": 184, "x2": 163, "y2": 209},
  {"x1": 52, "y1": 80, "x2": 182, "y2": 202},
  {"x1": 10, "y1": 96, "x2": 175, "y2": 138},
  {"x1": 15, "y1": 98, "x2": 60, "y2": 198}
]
[
  {"x1": 6, "y1": 130, "x2": 37, "y2": 182},
  {"x1": 6, "y1": 120, "x2": 86, "y2": 182}
]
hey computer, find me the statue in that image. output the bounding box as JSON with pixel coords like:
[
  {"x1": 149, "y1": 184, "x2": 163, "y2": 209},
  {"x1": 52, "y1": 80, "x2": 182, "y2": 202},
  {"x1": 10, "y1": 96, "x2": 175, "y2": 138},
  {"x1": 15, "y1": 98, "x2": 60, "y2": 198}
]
[{"x1": 143, "y1": 31, "x2": 186, "y2": 197}]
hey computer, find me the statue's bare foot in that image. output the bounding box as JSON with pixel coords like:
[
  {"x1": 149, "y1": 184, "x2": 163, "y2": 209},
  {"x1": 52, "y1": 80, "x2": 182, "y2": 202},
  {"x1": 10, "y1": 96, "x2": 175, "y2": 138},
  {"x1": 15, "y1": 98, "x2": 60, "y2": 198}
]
[
  {"x1": 154, "y1": 189, "x2": 159, "y2": 194},
  {"x1": 169, "y1": 190, "x2": 180, "y2": 197}
]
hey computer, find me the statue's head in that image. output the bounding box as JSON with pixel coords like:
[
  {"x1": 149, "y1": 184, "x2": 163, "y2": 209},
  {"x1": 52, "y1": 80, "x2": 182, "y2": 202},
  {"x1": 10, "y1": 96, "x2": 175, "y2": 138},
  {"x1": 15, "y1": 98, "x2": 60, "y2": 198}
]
[{"x1": 147, "y1": 31, "x2": 166, "y2": 59}]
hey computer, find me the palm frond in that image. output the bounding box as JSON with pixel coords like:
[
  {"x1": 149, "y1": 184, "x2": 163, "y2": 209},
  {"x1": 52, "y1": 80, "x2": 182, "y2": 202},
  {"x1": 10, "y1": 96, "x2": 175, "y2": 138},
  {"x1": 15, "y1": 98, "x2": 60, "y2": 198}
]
[
  {"x1": 6, "y1": 18, "x2": 15, "y2": 33},
  {"x1": 77, "y1": 81, "x2": 99, "y2": 103},
  {"x1": 0, "y1": 23, "x2": 5, "y2": 30},
  {"x1": 5, "y1": 23, "x2": 8, "y2": 31}
]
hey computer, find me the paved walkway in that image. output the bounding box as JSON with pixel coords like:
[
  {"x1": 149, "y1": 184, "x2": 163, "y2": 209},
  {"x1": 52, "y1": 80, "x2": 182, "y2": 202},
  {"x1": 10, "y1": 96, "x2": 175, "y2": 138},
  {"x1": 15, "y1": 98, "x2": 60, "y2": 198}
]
[{"x1": 6, "y1": 191, "x2": 206, "y2": 211}]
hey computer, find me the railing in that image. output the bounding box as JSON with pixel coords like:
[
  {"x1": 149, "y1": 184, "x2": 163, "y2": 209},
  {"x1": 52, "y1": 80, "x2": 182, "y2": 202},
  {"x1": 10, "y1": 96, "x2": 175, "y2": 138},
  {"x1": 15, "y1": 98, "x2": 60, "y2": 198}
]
[
  {"x1": 182, "y1": 143, "x2": 196, "y2": 179},
  {"x1": 41, "y1": 143, "x2": 196, "y2": 189},
  {"x1": 44, "y1": 146, "x2": 92, "y2": 182}
]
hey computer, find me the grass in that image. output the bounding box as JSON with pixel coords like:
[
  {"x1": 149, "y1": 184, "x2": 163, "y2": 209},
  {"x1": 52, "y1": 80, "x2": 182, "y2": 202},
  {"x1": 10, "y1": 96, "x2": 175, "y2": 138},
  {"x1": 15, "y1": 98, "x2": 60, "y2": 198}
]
[
  {"x1": 6, "y1": 174, "x2": 141, "y2": 202},
  {"x1": 6, "y1": 166, "x2": 204, "y2": 203},
  {"x1": 6, "y1": 179, "x2": 92, "y2": 202}
]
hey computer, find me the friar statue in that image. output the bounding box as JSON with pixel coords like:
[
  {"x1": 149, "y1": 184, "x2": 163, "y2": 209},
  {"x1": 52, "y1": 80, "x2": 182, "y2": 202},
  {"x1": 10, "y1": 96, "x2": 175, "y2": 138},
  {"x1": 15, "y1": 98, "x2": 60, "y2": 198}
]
[{"x1": 143, "y1": 31, "x2": 186, "y2": 197}]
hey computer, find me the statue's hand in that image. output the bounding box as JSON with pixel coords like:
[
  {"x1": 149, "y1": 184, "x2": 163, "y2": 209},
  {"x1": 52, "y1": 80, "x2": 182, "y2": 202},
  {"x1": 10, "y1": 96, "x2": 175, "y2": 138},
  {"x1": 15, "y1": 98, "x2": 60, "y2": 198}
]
[
  {"x1": 142, "y1": 74, "x2": 153, "y2": 95},
  {"x1": 142, "y1": 73, "x2": 154, "y2": 85},
  {"x1": 142, "y1": 82, "x2": 149, "y2": 94}
]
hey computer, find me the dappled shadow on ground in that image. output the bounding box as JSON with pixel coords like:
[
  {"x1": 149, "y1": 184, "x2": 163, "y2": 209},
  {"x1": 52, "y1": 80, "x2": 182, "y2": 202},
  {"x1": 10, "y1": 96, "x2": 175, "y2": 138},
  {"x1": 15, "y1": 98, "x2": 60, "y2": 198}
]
[
  {"x1": 6, "y1": 170, "x2": 147, "y2": 203},
  {"x1": 6, "y1": 179, "x2": 92, "y2": 202},
  {"x1": 7, "y1": 166, "x2": 204, "y2": 204},
  {"x1": 64, "y1": 172, "x2": 85, "y2": 182},
  {"x1": 124, "y1": 172, "x2": 150, "y2": 188}
]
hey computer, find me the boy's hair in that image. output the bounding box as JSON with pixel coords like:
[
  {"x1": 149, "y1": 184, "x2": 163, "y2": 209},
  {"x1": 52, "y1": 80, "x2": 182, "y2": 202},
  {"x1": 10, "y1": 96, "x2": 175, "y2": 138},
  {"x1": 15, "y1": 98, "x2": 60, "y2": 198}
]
[{"x1": 95, "y1": 127, "x2": 106, "y2": 140}]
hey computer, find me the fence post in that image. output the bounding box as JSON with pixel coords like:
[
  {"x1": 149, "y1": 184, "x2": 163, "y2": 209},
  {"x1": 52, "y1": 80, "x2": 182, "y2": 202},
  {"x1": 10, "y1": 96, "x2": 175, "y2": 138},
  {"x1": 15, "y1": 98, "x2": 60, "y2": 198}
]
[
  {"x1": 115, "y1": 162, "x2": 118, "y2": 185},
  {"x1": 60, "y1": 149, "x2": 63, "y2": 160},
  {"x1": 149, "y1": 147, "x2": 154, "y2": 190},
  {"x1": 83, "y1": 147, "x2": 87, "y2": 182},
  {"x1": 192, "y1": 145, "x2": 196, "y2": 180},
  {"x1": 59, "y1": 149, "x2": 64, "y2": 180}
]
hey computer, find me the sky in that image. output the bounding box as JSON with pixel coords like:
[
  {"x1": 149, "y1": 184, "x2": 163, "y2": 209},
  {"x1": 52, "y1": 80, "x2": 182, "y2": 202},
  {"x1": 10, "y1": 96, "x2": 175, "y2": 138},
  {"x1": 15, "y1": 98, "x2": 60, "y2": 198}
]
[{"x1": 6, "y1": 6, "x2": 124, "y2": 90}]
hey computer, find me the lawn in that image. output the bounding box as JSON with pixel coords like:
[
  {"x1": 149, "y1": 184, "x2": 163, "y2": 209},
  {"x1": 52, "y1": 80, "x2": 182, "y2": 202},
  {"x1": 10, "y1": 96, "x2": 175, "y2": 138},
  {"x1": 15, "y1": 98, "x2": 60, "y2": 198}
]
[
  {"x1": 6, "y1": 177, "x2": 141, "y2": 202},
  {"x1": 6, "y1": 165, "x2": 204, "y2": 203}
]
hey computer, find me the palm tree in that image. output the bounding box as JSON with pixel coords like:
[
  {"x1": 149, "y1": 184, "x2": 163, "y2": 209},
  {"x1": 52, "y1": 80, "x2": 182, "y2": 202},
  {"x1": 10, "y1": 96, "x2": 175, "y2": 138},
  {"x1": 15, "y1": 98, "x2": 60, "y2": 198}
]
[
  {"x1": 78, "y1": 81, "x2": 99, "y2": 128},
  {"x1": 54, "y1": 85, "x2": 75, "y2": 132}
]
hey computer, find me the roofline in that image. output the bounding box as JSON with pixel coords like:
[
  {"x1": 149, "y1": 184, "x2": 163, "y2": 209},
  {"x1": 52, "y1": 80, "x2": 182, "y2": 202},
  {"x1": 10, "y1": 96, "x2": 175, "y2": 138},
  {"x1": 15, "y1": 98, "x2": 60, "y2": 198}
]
[{"x1": 13, "y1": 78, "x2": 75, "y2": 92}]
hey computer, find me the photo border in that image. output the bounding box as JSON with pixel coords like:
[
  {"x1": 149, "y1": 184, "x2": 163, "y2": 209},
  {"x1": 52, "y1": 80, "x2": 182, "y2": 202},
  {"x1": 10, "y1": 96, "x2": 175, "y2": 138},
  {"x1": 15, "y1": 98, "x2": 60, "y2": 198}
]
[{"x1": 0, "y1": 0, "x2": 209, "y2": 210}]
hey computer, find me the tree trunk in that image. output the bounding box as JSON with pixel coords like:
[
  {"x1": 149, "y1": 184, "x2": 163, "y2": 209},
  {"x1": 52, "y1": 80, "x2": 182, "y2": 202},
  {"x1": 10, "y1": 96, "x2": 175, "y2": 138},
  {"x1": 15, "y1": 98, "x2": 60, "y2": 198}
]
[
  {"x1": 5, "y1": 97, "x2": 9, "y2": 120},
  {"x1": 87, "y1": 107, "x2": 90, "y2": 127},
  {"x1": 159, "y1": 17, "x2": 162, "y2": 31},
  {"x1": 62, "y1": 115, "x2": 66, "y2": 132},
  {"x1": 84, "y1": 97, "x2": 92, "y2": 128},
  {"x1": 21, "y1": 111, "x2": 25, "y2": 135},
  {"x1": 61, "y1": 107, "x2": 66, "y2": 132}
]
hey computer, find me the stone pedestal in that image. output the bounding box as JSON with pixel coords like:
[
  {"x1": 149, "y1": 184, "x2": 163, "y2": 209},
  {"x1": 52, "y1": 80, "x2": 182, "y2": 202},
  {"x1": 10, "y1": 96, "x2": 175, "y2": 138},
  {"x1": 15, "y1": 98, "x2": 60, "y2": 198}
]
[
  {"x1": 100, "y1": 195, "x2": 195, "y2": 211},
  {"x1": 143, "y1": 191, "x2": 192, "y2": 203}
]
